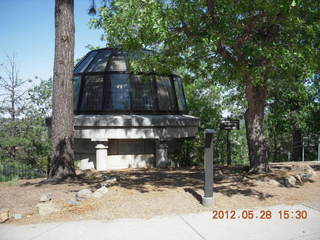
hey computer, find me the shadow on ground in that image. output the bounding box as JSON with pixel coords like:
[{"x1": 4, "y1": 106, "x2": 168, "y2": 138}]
[{"x1": 18, "y1": 166, "x2": 282, "y2": 201}]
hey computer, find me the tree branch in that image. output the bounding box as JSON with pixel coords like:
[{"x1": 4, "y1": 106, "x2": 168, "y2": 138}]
[
  {"x1": 206, "y1": 0, "x2": 217, "y2": 26},
  {"x1": 216, "y1": 40, "x2": 237, "y2": 65}
]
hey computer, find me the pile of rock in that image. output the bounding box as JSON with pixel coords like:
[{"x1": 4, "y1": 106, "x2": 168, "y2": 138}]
[
  {"x1": 0, "y1": 209, "x2": 10, "y2": 223},
  {"x1": 36, "y1": 193, "x2": 61, "y2": 216},
  {"x1": 75, "y1": 186, "x2": 109, "y2": 201},
  {"x1": 281, "y1": 164, "x2": 317, "y2": 187},
  {"x1": 240, "y1": 163, "x2": 317, "y2": 188}
]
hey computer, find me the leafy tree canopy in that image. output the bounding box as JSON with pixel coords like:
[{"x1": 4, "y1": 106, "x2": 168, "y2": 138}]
[{"x1": 91, "y1": 0, "x2": 319, "y2": 85}]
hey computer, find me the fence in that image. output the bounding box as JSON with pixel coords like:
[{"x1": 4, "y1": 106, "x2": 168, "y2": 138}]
[{"x1": 0, "y1": 162, "x2": 47, "y2": 182}]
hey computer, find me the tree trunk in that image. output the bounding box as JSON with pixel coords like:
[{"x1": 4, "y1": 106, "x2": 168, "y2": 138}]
[
  {"x1": 292, "y1": 128, "x2": 302, "y2": 162},
  {"x1": 49, "y1": 0, "x2": 75, "y2": 179},
  {"x1": 273, "y1": 128, "x2": 278, "y2": 162},
  {"x1": 244, "y1": 80, "x2": 269, "y2": 173}
]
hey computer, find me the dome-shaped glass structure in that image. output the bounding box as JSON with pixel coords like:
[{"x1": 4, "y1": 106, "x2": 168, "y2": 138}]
[{"x1": 73, "y1": 48, "x2": 187, "y2": 115}]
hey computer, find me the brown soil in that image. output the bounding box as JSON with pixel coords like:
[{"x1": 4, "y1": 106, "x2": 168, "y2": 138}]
[{"x1": 0, "y1": 162, "x2": 319, "y2": 224}]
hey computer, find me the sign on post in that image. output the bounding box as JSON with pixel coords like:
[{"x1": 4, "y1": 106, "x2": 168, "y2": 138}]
[
  {"x1": 220, "y1": 120, "x2": 240, "y2": 130},
  {"x1": 220, "y1": 119, "x2": 240, "y2": 165}
]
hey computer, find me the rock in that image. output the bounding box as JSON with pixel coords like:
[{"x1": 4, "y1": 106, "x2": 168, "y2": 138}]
[
  {"x1": 284, "y1": 176, "x2": 297, "y2": 187},
  {"x1": 241, "y1": 176, "x2": 249, "y2": 182},
  {"x1": 254, "y1": 180, "x2": 264, "y2": 186},
  {"x1": 294, "y1": 164, "x2": 317, "y2": 177},
  {"x1": 214, "y1": 175, "x2": 224, "y2": 182},
  {"x1": 76, "y1": 189, "x2": 93, "y2": 201},
  {"x1": 78, "y1": 169, "x2": 96, "y2": 178},
  {"x1": 14, "y1": 213, "x2": 22, "y2": 220},
  {"x1": 0, "y1": 209, "x2": 10, "y2": 223},
  {"x1": 213, "y1": 170, "x2": 224, "y2": 181},
  {"x1": 39, "y1": 193, "x2": 52, "y2": 202},
  {"x1": 36, "y1": 202, "x2": 60, "y2": 216},
  {"x1": 294, "y1": 175, "x2": 303, "y2": 185},
  {"x1": 306, "y1": 168, "x2": 317, "y2": 178},
  {"x1": 101, "y1": 177, "x2": 117, "y2": 187},
  {"x1": 67, "y1": 199, "x2": 80, "y2": 205},
  {"x1": 300, "y1": 172, "x2": 314, "y2": 182},
  {"x1": 92, "y1": 186, "x2": 108, "y2": 198},
  {"x1": 268, "y1": 179, "x2": 281, "y2": 186}
]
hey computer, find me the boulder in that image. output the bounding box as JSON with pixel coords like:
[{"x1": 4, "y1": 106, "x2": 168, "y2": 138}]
[
  {"x1": 39, "y1": 193, "x2": 52, "y2": 202},
  {"x1": 36, "y1": 202, "x2": 60, "y2": 216},
  {"x1": 284, "y1": 176, "x2": 297, "y2": 187},
  {"x1": 76, "y1": 189, "x2": 93, "y2": 201},
  {"x1": 268, "y1": 179, "x2": 281, "y2": 186},
  {"x1": 214, "y1": 170, "x2": 224, "y2": 181},
  {"x1": 92, "y1": 186, "x2": 108, "y2": 198},
  {"x1": 300, "y1": 172, "x2": 315, "y2": 182},
  {"x1": 0, "y1": 209, "x2": 10, "y2": 223},
  {"x1": 105, "y1": 177, "x2": 117, "y2": 184},
  {"x1": 294, "y1": 175, "x2": 303, "y2": 185},
  {"x1": 294, "y1": 164, "x2": 317, "y2": 177}
]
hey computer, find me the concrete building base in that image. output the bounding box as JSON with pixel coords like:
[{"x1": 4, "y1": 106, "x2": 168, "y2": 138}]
[{"x1": 202, "y1": 197, "x2": 214, "y2": 208}]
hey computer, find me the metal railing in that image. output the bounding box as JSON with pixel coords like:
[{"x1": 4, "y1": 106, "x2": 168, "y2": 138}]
[{"x1": 0, "y1": 163, "x2": 47, "y2": 182}]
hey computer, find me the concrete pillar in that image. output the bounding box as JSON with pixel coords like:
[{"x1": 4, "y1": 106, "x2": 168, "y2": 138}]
[
  {"x1": 95, "y1": 143, "x2": 108, "y2": 171},
  {"x1": 202, "y1": 129, "x2": 214, "y2": 208},
  {"x1": 318, "y1": 137, "x2": 320, "y2": 162},
  {"x1": 156, "y1": 141, "x2": 169, "y2": 168}
]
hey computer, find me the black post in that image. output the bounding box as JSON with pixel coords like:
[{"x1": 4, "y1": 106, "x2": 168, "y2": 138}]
[
  {"x1": 202, "y1": 129, "x2": 214, "y2": 207},
  {"x1": 227, "y1": 130, "x2": 231, "y2": 165}
]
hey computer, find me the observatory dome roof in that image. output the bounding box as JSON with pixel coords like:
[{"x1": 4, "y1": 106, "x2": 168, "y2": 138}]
[{"x1": 73, "y1": 48, "x2": 187, "y2": 115}]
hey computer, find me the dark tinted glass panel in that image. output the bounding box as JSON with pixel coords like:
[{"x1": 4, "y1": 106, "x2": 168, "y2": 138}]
[
  {"x1": 86, "y1": 50, "x2": 111, "y2": 72},
  {"x1": 173, "y1": 77, "x2": 187, "y2": 111},
  {"x1": 74, "y1": 51, "x2": 97, "y2": 73},
  {"x1": 73, "y1": 76, "x2": 81, "y2": 111},
  {"x1": 107, "y1": 55, "x2": 128, "y2": 71},
  {"x1": 131, "y1": 75, "x2": 156, "y2": 111},
  {"x1": 80, "y1": 75, "x2": 104, "y2": 111},
  {"x1": 106, "y1": 74, "x2": 130, "y2": 110},
  {"x1": 156, "y1": 76, "x2": 176, "y2": 111}
]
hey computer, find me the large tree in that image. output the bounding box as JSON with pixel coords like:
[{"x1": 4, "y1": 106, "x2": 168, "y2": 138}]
[
  {"x1": 49, "y1": 0, "x2": 98, "y2": 179},
  {"x1": 91, "y1": 0, "x2": 319, "y2": 172},
  {"x1": 49, "y1": 0, "x2": 76, "y2": 179}
]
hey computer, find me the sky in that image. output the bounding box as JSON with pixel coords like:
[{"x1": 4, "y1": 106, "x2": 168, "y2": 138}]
[{"x1": 0, "y1": 0, "x2": 104, "y2": 84}]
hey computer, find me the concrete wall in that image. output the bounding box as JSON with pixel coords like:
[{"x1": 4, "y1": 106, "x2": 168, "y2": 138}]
[{"x1": 75, "y1": 139, "x2": 182, "y2": 170}]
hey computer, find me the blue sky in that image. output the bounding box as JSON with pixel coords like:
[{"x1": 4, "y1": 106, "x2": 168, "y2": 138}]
[{"x1": 0, "y1": 0, "x2": 104, "y2": 83}]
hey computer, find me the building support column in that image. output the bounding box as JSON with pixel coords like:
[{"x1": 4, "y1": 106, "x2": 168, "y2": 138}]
[
  {"x1": 156, "y1": 140, "x2": 169, "y2": 168},
  {"x1": 94, "y1": 140, "x2": 108, "y2": 171}
]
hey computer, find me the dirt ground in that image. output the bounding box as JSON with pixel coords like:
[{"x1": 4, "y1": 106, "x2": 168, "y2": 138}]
[{"x1": 0, "y1": 162, "x2": 319, "y2": 224}]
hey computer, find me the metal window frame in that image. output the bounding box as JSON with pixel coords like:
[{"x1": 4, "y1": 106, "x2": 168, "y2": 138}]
[{"x1": 73, "y1": 48, "x2": 188, "y2": 115}]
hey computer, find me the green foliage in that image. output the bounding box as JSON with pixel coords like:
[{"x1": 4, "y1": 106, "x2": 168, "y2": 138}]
[
  {"x1": 90, "y1": 0, "x2": 319, "y2": 168},
  {"x1": 0, "y1": 78, "x2": 52, "y2": 177},
  {"x1": 176, "y1": 75, "x2": 249, "y2": 166},
  {"x1": 91, "y1": 0, "x2": 319, "y2": 85}
]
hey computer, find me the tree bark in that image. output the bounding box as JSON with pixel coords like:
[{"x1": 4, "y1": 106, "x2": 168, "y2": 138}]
[
  {"x1": 244, "y1": 80, "x2": 269, "y2": 173},
  {"x1": 49, "y1": 0, "x2": 76, "y2": 179},
  {"x1": 292, "y1": 128, "x2": 302, "y2": 162}
]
